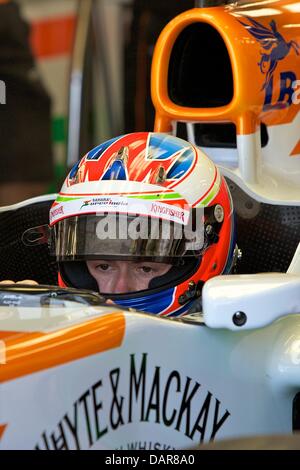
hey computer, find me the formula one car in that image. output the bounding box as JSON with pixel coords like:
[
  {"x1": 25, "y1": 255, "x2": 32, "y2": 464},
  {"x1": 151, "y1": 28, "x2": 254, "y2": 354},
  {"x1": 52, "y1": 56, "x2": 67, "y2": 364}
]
[{"x1": 1, "y1": 0, "x2": 300, "y2": 450}]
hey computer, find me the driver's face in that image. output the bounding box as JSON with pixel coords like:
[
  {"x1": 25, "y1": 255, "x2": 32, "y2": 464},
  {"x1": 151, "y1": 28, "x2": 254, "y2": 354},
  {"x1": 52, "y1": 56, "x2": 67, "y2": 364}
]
[{"x1": 86, "y1": 260, "x2": 171, "y2": 294}]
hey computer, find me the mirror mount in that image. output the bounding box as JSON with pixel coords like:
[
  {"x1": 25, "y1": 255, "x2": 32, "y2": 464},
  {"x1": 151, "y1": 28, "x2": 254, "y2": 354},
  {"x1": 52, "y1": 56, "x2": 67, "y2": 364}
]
[{"x1": 203, "y1": 273, "x2": 300, "y2": 330}]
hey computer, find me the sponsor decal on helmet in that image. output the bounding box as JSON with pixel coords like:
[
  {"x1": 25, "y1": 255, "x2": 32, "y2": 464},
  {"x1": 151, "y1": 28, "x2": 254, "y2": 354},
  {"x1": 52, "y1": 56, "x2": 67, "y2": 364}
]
[
  {"x1": 80, "y1": 198, "x2": 128, "y2": 210},
  {"x1": 80, "y1": 200, "x2": 92, "y2": 210},
  {"x1": 49, "y1": 205, "x2": 64, "y2": 223},
  {"x1": 150, "y1": 202, "x2": 185, "y2": 223},
  {"x1": 50, "y1": 196, "x2": 190, "y2": 226}
]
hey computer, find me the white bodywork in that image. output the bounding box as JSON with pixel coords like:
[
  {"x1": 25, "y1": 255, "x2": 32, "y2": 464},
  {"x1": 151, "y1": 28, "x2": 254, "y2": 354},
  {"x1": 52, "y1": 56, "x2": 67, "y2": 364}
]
[
  {"x1": 187, "y1": 121, "x2": 300, "y2": 206},
  {"x1": 1, "y1": 281, "x2": 300, "y2": 450},
  {"x1": 203, "y1": 273, "x2": 300, "y2": 330}
]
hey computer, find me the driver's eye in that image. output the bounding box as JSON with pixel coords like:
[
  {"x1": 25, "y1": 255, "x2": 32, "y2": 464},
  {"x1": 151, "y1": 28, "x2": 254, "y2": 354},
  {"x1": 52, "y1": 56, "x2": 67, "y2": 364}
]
[
  {"x1": 141, "y1": 266, "x2": 152, "y2": 273},
  {"x1": 98, "y1": 264, "x2": 109, "y2": 271}
]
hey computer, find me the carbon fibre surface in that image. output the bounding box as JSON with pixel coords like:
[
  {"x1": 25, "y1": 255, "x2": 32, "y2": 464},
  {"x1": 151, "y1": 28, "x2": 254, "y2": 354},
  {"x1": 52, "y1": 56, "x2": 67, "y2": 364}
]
[
  {"x1": 0, "y1": 197, "x2": 58, "y2": 285},
  {"x1": 228, "y1": 179, "x2": 300, "y2": 273}
]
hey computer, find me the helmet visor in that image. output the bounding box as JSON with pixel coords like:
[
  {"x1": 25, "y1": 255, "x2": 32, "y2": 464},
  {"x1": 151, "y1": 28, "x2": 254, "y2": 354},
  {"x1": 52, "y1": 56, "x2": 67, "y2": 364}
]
[{"x1": 50, "y1": 213, "x2": 206, "y2": 263}]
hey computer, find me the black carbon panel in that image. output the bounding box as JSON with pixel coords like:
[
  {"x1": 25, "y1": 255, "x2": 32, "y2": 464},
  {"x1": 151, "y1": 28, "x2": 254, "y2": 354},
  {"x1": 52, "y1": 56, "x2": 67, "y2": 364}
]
[
  {"x1": 0, "y1": 197, "x2": 58, "y2": 284},
  {"x1": 228, "y1": 179, "x2": 300, "y2": 273}
]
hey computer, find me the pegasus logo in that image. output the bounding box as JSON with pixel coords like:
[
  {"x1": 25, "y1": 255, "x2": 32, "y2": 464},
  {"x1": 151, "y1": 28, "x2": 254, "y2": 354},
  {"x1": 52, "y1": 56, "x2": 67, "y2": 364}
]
[{"x1": 239, "y1": 17, "x2": 300, "y2": 91}]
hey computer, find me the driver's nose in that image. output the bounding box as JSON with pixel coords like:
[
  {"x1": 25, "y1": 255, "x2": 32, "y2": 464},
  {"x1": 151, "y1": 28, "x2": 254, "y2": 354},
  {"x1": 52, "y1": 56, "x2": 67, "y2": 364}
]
[
  {"x1": 111, "y1": 265, "x2": 132, "y2": 293},
  {"x1": 112, "y1": 274, "x2": 128, "y2": 294}
]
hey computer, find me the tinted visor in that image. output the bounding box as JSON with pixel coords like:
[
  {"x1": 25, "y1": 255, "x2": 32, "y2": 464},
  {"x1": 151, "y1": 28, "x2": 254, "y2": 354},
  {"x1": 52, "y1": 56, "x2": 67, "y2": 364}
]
[{"x1": 50, "y1": 213, "x2": 207, "y2": 263}]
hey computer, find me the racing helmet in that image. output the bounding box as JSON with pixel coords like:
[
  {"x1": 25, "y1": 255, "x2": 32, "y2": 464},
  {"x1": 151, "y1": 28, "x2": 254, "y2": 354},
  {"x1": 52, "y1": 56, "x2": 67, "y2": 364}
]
[{"x1": 49, "y1": 132, "x2": 235, "y2": 316}]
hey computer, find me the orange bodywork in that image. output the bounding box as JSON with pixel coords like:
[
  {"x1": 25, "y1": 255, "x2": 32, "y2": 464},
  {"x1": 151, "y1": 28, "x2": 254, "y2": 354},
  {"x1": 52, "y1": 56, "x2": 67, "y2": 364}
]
[
  {"x1": 151, "y1": 1, "x2": 300, "y2": 135},
  {"x1": 0, "y1": 424, "x2": 7, "y2": 440},
  {"x1": 0, "y1": 312, "x2": 125, "y2": 383}
]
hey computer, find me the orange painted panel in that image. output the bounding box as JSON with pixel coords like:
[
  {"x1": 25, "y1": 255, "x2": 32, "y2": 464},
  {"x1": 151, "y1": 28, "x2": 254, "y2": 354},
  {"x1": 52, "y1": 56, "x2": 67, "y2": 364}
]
[
  {"x1": 151, "y1": 1, "x2": 300, "y2": 135},
  {"x1": 0, "y1": 313, "x2": 125, "y2": 383},
  {"x1": 30, "y1": 15, "x2": 76, "y2": 59},
  {"x1": 0, "y1": 424, "x2": 7, "y2": 441},
  {"x1": 0, "y1": 331, "x2": 21, "y2": 342},
  {"x1": 290, "y1": 140, "x2": 300, "y2": 156}
]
